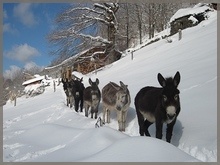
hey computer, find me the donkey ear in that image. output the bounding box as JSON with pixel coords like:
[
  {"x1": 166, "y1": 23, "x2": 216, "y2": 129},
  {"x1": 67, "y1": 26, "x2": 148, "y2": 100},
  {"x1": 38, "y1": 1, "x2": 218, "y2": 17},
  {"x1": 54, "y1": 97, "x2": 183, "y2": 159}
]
[
  {"x1": 173, "y1": 71, "x2": 181, "y2": 87},
  {"x1": 89, "y1": 78, "x2": 92, "y2": 85},
  {"x1": 120, "y1": 81, "x2": 128, "y2": 89},
  {"x1": 158, "y1": 73, "x2": 166, "y2": 87},
  {"x1": 96, "y1": 78, "x2": 99, "y2": 85},
  {"x1": 120, "y1": 81, "x2": 125, "y2": 87}
]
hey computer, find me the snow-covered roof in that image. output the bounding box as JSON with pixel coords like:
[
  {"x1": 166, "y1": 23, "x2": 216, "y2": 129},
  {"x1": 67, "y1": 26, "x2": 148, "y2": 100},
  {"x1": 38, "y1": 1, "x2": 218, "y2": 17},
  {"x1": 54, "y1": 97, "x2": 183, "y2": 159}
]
[
  {"x1": 22, "y1": 75, "x2": 45, "y2": 86},
  {"x1": 170, "y1": 3, "x2": 211, "y2": 22}
]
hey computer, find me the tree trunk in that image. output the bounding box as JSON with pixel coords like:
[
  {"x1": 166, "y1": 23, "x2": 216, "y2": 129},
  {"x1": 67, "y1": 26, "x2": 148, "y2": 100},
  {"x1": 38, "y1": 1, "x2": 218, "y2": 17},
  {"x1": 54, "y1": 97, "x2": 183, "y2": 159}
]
[
  {"x1": 136, "y1": 4, "x2": 142, "y2": 44},
  {"x1": 126, "y1": 3, "x2": 129, "y2": 48}
]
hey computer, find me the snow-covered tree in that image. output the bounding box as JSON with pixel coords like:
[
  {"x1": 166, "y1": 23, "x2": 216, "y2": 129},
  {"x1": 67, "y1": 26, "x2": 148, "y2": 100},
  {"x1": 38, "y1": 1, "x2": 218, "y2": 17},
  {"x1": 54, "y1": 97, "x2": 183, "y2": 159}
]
[
  {"x1": 47, "y1": 3, "x2": 120, "y2": 66},
  {"x1": 47, "y1": 2, "x2": 192, "y2": 67}
]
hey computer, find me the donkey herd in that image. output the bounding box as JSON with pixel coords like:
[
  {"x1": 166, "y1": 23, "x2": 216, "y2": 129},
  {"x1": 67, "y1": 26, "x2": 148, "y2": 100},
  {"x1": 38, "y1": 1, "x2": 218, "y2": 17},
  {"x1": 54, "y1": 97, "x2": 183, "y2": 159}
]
[{"x1": 61, "y1": 71, "x2": 181, "y2": 143}]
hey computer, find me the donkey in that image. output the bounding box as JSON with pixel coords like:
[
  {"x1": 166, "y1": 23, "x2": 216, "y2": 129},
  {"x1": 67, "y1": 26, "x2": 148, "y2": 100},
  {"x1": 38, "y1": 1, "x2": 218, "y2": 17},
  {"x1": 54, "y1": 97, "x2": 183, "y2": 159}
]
[
  {"x1": 71, "y1": 77, "x2": 85, "y2": 112},
  {"x1": 62, "y1": 78, "x2": 74, "y2": 108},
  {"x1": 134, "y1": 71, "x2": 181, "y2": 143},
  {"x1": 83, "y1": 78, "x2": 101, "y2": 119},
  {"x1": 102, "y1": 81, "x2": 131, "y2": 132}
]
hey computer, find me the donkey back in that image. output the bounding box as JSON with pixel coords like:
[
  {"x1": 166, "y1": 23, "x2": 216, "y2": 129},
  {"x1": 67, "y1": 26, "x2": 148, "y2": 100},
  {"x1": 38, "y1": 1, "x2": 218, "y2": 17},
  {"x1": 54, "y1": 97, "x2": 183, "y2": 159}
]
[
  {"x1": 102, "y1": 81, "x2": 130, "y2": 111},
  {"x1": 102, "y1": 81, "x2": 131, "y2": 131}
]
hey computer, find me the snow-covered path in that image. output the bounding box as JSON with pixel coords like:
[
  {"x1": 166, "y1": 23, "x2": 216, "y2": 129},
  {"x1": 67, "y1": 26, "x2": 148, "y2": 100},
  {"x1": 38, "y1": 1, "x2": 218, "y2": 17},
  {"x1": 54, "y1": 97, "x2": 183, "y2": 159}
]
[{"x1": 3, "y1": 85, "x2": 199, "y2": 162}]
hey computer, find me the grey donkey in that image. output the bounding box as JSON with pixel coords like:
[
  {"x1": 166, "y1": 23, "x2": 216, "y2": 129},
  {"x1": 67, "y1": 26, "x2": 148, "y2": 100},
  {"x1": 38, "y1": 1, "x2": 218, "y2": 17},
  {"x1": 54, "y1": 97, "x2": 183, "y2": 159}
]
[
  {"x1": 102, "y1": 81, "x2": 131, "y2": 131},
  {"x1": 83, "y1": 78, "x2": 101, "y2": 119}
]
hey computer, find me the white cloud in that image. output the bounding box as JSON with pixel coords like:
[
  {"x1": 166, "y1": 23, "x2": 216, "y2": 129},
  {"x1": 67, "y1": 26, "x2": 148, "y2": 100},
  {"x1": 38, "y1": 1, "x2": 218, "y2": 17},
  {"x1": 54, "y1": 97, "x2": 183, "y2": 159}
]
[
  {"x1": 3, "y1": 23, "x2": 19, "y2": 35},
  {"x1": 4, "y1": 43, "x2": 40, "y2": 63},
  {"x1": 13, "y1": 3, "x2": 38, "y2": 27}
]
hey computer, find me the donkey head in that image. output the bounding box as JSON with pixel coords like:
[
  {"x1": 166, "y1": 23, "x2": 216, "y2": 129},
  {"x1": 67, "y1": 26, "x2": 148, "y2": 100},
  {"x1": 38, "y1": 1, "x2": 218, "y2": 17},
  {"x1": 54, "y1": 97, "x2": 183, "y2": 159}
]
[
  {"x1": 89, "y1": 78, "x2": 100, "y2": 100},
  {"x1": 72, "y1": 77, "x2": 84, "y2": 98},
  {"x1": 111, "y1": 81, "x2": 129, "y2": 111},
  {"x1": 66, "y1": 79, "x2": 74, "y2": 97},
  {"x1": 158, "y1": 71, "x2": 181, "y2": 122}
]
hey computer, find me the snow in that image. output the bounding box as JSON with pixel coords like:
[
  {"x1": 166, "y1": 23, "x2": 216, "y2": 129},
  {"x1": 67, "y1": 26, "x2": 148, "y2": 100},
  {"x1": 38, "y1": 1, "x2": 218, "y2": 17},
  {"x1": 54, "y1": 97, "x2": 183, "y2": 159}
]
[
  {"x1": 3, "y1": 9, "x2": 217, "y2": 162},
  {"x1": 22, "y1": 75, "x2": 45, "y2": 86},
  {"x1": 188, "y1": 16, "x2": 198, "y2": 24},
  {"x1": 23, "y1": 84, "x2": 44, "y2": 97},
  {"x1": 170, "y1": 3, "x2": 212, "y2": 22}
]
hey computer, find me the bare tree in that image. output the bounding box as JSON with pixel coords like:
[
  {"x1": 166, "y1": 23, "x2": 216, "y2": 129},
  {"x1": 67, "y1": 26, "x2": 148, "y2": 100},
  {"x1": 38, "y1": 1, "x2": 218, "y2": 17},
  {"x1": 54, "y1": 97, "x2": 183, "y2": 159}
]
[{"x1": 47, "y1": 3, "x2": 120, "y2": 66}]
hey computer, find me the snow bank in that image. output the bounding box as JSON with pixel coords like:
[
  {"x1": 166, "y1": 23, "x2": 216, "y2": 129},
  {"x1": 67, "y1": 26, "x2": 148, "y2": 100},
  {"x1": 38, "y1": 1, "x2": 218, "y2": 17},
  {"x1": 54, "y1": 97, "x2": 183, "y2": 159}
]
[
  {"x1": 23, "y1": 84, "x2": 45, "y2": 97},
  {"x1": 82, "y1": 136, "x2": 199, "y2": 162}
]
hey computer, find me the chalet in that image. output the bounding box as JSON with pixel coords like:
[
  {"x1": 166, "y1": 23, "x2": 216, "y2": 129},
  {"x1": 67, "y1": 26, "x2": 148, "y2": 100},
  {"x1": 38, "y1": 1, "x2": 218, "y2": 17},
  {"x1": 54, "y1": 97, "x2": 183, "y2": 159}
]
[
  {"x1": 211, "y1": 3, "x2": 217, "y2": 10},
  {"x1": 44, "y1": 46, "x2": 122, "y2": 76},
  {"x1": 23, "y1": 72, "x2": 35, "y2": 82},
  {"x1": 170, "y1": 3, "x2": 213, "y2": 36},
  {"x1": 73, "y1": 46, "x2": 121, "y2": 74},
  {"x1": 22, "y1": 75, "x2": 45, "y2": 87}
]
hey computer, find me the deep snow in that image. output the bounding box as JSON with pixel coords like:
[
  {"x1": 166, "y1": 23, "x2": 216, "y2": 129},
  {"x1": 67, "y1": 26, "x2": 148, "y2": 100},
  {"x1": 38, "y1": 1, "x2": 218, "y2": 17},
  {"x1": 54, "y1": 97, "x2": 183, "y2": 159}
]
[{"x1": 3, "y1": 9, "x2": 217, "y2": 162}]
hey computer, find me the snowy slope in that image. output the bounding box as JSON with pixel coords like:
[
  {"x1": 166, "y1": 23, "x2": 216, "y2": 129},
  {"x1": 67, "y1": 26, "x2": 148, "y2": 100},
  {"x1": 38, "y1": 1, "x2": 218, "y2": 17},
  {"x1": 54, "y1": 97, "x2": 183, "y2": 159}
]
[{"x1": 3, "y1": 10, "x2": 217, "y2": 162}]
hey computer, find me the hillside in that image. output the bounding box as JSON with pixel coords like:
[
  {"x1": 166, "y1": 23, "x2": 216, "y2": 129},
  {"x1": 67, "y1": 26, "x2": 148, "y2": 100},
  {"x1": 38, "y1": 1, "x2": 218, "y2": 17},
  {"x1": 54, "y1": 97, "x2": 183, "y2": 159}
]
[{"x1": 3, "y1": 9, "x2": 217, "y2": 162}]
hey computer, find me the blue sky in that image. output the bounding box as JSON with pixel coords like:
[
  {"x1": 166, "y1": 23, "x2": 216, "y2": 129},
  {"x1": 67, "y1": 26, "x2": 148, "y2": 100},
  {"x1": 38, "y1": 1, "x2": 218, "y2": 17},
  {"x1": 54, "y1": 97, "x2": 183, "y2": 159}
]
[{"x1": 3, "y1": 3, "x2": 70, "y2": 73}]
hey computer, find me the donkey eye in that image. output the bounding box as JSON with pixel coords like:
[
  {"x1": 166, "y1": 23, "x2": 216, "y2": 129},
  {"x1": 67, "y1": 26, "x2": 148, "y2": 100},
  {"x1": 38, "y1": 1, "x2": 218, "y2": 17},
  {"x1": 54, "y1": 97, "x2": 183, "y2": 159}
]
[
  {"x1": 163, "y1": 95, "x2": 167, "y2": 101},
  {"x1": 174, "y1": 95, "x2": 179, "y2": 100}
]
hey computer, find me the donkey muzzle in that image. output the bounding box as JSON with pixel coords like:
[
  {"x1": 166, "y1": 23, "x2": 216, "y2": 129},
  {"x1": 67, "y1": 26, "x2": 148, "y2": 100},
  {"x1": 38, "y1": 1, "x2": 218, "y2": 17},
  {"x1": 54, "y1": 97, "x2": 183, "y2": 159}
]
[
  {"x1": 166, "y1": 106, "x2": 176, "y2": 120},
  {"x1": 167, "y1": 113, "x2": 176, "y2": 120},
  {"x1": 116, "y1": 106, "x2": 121, "y2": 111}
]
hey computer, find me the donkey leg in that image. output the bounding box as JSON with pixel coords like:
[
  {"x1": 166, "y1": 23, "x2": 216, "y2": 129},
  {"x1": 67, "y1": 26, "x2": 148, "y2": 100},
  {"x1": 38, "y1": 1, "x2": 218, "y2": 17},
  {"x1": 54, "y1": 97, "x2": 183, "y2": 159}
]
[
  {"x1": 122, "y1": 111, "x2": 127, "y2": 132},
  {"x1": 85, "y1": 104, "x2": 89, "y2": 117},
  {"x1": 80, "y1": 99, "x2": 83, "y2": 112},
  {"x1": 70, "y1": 96, "x2": 73, "y2": 108},
  {"x1": 117, "y1": 111, "x2": 123, "y2": 131},
  {"x1": 155, "y1": 120, "x2": 163, "y2": 139},
  {"x1": 102, "y1": 106, "x2": 106, "y2": 123},
  {"x1": 91, "y1": 107, "x2": 94, "y2": 119},
  {"x1": 107, "y1": 109, "x2": 110, "y2": 123},
  {"x1": 121, "y1": 111, "x2": 125, "y2": 132},
  {"x1": 94, "y1": 107, "x2": 98, "y2": 119},
  {"x1": 136, "y1": 110, "x2": 146, "y2": 136},
  {"x1": 144, "y1": 119, "x2": 153, "y2": 136},
  {"x1": 75, "y1": 99, "x2": 79, "y2": 112},
  {"x1": 66, "y1": 97, "x2": 69, "y2": 107},
  {"x1": 166, "y1": 119, "x2": 176, "y2": 143}
]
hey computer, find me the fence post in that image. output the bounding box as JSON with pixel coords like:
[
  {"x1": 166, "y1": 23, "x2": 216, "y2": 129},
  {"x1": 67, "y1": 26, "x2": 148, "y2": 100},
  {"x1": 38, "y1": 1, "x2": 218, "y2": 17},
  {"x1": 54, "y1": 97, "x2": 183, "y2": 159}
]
[
  {"x1": 178, "y1": 29, "x2": 182, "y2": 41},
  {"x1": 131, "y1": 51, "x2": 134, "y2": 60},
  {"x1": 14, "y1": 96, "x2": 16, "y2": 106}
]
